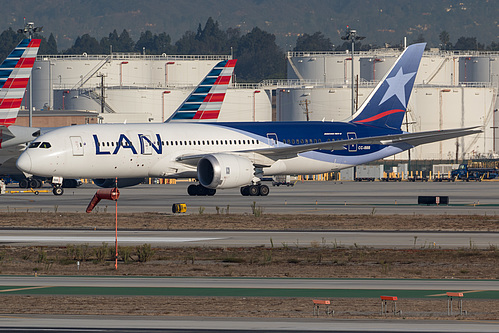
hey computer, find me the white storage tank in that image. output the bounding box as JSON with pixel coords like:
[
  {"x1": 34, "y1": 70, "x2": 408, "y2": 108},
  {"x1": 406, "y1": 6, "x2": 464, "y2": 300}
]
[
  {"x1": 287, "y1": 52, "x2": 357, "y2": 84},
  {"x1": 29, "y1": 55, "x2": 231, "y2": 111},
  {"x1": 459, "y1": 56, "x2": 491, "y2": 83},
  {"x1": 359, "y1": 56, "x2": 396, "y2": 82}
]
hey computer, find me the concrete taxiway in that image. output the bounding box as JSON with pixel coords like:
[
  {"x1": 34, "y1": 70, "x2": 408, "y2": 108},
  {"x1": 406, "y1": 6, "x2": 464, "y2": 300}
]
[
  {"x1": 0, "y1": 316, "x2": 499, "y2": 332},
  {"x1": 2, "y1": 181, "x2": 499, "y2": 215},
  {"x1": 1, "y1": 229, "x2": 497, "y2": 249},
  {"x1": 1, "y1": 276, "x2": 499, "y2": 291}
]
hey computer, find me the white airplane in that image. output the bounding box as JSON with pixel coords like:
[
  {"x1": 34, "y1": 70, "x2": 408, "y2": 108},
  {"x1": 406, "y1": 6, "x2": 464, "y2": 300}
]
[
  {"x1": 17, "y1": 43, "x2": 481, "y2": 196},
  {"x1": 0, "y1": 38, "x2": 41, "y2": 186}
]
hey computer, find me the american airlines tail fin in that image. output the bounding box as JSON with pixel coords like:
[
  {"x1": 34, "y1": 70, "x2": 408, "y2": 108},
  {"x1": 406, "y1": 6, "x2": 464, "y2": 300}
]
[
  {"x1": 350, "y1": 43, "x2": 425, "y2": 130},
  {"x1": 0, "y1": 38, "x2": 41, "y2": 126},
  {"x1": 166, "y1": 59, "x2": 237, "y2": 122}
]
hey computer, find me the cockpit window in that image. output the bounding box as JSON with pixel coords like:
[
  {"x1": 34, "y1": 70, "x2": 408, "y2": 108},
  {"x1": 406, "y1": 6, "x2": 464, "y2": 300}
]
[
  {"x1": 29, "y1": 142, "x2": 41, "y2": 148},
  {"x1": 39, "y1": 142, "x2": 51, "y2": 149}
]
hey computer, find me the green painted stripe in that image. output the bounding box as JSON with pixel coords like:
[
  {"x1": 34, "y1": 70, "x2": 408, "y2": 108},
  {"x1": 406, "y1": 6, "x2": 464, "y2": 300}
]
[{"x1": 2, "y1": 286, "x2": 499, "y2": 299}]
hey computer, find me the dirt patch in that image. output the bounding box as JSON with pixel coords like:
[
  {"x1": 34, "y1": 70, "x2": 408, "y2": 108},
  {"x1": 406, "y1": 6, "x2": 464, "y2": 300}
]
[
  {"x1": 1, "y1": 212, "x2": 498, "y2": 320},
  {"x1": 1, "y1": 212, "x2": 499, "y2": 231},
  {"x1": 1, "y1": 246, "x2": 499, "y2": 279},
  {"x1": 1, "y1": 296, "x2": 497, "y2": 320}
]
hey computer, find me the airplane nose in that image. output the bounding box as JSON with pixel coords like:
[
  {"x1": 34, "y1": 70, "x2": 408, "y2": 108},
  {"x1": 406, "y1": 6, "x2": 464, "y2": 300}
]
[{"x1": 16, "y1": 152, "x2": 32, "y2": 173}]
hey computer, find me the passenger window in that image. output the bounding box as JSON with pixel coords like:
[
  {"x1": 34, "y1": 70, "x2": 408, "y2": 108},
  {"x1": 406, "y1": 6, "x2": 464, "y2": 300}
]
[{"x1": 29, "y1": 142, "x2": 41, "y2": 148}]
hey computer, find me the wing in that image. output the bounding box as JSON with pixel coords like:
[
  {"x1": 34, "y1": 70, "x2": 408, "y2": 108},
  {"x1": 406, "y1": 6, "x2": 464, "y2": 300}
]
[{"x1": 175, "y1": 126, "x2": 482, "y2": 166}]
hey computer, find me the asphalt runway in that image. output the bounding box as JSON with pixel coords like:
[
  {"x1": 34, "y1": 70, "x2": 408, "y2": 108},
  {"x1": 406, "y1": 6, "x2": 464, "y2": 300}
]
[
  {"x1": 2, "y1": 181, "x2": 499, "y2": 215},
  {"x1": 0, "y1": 316, "x2": 498, "y2": 333},
  {"x1": 2, "y1": 276, "x2": 499, "y2": 291},
  {"x1": 1, "y1": 229, "x2": 498, "y2": 249}
]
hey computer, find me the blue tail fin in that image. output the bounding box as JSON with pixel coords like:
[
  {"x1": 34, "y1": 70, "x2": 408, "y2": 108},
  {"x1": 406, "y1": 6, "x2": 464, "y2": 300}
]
[
  {"x1": 351, "y1": 43, "x2": 425, "y2": 129},
  {"x1": 166, "y1": 59, "x2": 237, "y2": 122}
]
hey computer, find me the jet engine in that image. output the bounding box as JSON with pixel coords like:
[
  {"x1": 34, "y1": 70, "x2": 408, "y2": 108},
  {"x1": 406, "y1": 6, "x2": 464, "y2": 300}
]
[
  {"x1": 197, "y1": 154, "x2": 254, "y2": 189},
  {"x1": 93, "y1": 178, "x2": 145, "y2": 188}
]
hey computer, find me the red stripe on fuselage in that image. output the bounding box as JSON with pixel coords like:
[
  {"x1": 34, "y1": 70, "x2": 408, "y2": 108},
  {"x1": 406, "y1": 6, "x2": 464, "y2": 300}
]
[
  {"x1": 15, "y1": 57, "x2": 36, "y2": 68},
  {"x1": 225, "y1": 59, "x2": 237, "y2": 67},
  {"x1": 199, "y1": 110, "x2": 220, "y2": 119},
  {"x1": 193, "y1": 110, "x2": 220, "y2": 119},
  {"x1": 203, "y1": 93, "x2": 225, "y2": 103},
  {"x1": 214, "y1": 76, "x2": 231, "y2": 85},
  {"x1": 3, "y1": 77, "x2": 30, "y2": 89},
  {"x1": 353, "y1": 109, "x2": 405, "y2": 123},
  {"x1": 0, "y1": 118, "x2": 16, "y2": 126},
  {"x1": 28, "y1": 39, "x2": 41, "y2": 48},
  {"x1": 0, "y1": 98, "x2": 23, "y2": 109}
]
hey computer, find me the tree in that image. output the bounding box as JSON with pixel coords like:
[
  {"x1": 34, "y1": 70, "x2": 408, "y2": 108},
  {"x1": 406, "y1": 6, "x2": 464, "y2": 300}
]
[
  {"x1": 44, "y1": 33, "x2": 58, "y2": 54},
  {"x1": 135, "y1": 30, "x2": 174, "y2": 54},
  {"x1": 175, "y1": 17, "x2": 229, "y2": 55},
  {"x1": 0, "y1": 28, "x2": 24, "y2": 61},
  {"x1": 64, "y1": 34, "x2": 102, "y2": 54},
  {"x1": 234, "y1": 27, "x2": 286, "y2": 82},
  {"x1": 294, "y1": 32, "x2": 333, "y2": 51},
  {"x1": 439, "y1": 31, "x2": 451, "y2": 50},
  {"x1": 454, "y1": 37, "x2": 484, "y2": 50}
]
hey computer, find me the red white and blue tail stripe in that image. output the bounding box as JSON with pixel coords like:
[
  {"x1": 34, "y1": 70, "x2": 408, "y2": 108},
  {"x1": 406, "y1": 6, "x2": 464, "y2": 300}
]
[
  {"x1": 0, "y1": 38, "x2": 41, "y2": 126},
  {"x1": 167, "y1": 59, "x2": 236, "y2": 121}
]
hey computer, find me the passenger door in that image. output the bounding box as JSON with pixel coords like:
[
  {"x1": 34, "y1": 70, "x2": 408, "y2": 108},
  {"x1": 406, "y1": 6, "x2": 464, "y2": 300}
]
[
  {"x1": 347, "y1": 132, "x2": 357, "y2": 152},
  {"x1": 70, "y1": 136, "x2": 84, "y2": 156}
]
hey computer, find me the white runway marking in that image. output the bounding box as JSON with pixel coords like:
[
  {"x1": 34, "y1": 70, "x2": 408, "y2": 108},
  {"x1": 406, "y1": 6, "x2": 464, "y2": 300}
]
[{"x1": 0, "y1": 236, "x2": 223, "y2": 244}]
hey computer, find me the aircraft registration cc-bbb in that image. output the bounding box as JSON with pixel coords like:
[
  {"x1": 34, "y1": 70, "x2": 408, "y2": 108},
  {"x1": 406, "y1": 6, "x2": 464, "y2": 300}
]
[{"x1": 17, "y1": 43, "x2": 481, "y2": 196}]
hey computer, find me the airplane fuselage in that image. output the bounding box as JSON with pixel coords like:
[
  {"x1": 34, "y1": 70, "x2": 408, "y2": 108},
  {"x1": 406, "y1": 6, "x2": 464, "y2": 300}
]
[{"x1": 19, "y1": 121, "x2": 407, "y2": 181}]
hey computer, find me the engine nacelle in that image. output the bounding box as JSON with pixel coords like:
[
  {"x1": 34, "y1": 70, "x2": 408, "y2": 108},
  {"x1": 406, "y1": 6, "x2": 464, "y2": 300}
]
[
  {"x1": 93, "y1": 178, "x2": 145, "y2": 188},
  {"x1": 197, "y1": 154, "x2": 254, "y2": 189}
]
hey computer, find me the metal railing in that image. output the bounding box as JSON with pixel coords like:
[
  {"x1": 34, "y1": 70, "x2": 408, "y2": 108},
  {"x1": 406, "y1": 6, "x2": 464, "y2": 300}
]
[{"x1": 38, "y1": 54, "x2": 232, "y2": 61}]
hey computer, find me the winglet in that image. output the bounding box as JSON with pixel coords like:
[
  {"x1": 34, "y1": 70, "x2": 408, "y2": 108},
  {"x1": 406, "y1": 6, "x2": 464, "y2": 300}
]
[
  {"x1": 166, "y1": 59, "x2": 237, "y2": 122},
  {"x1": 0, "y1": 38, "x2": 41, "y2": 126},
  {"x1": 351, "y1": 43, "x2": 426, "y2": 129}
]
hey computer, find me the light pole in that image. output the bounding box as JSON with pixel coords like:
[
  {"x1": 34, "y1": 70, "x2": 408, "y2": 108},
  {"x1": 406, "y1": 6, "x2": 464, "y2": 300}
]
[
  {"x1": 253, "y1": 90, "x2": 261, "y2": 121},
  {"x1": 341, "y1": 26, "x2": 365, "y2": 115},
  {"x1": 18, "y1": 20, "x2": 42, "y2": 126},
  {"x1": 162, "y1": 91, "x2": 171, "y2": 122},
  {"x1": 165, "y1": 62, "x2": 175, "y2": 86},
  {"x1": 119, "y1": 61, "x2": 128, "y2": 86}
]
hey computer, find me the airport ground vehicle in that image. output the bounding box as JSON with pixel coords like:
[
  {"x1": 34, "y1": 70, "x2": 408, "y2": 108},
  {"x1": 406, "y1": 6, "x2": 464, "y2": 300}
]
[{"x1": 451, "y1": 163, "x2": 499, "y2": 181}]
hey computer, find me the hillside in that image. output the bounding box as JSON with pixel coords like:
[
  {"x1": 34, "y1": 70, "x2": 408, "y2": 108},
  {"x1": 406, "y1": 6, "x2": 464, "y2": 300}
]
[{"x1": 1, "y1": 0, "x2": 497, "y2": 51}]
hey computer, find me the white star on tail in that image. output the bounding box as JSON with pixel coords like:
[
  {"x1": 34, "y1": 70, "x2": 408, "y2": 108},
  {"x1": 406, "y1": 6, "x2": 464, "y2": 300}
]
[{"x1": 378, "y1": 67, "x2": 416, "y2": 108}]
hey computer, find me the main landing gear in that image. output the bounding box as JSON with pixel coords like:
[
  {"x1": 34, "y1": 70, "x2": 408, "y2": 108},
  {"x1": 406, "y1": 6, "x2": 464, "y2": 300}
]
[
  {"x1": 18, "y1": 178, "x2": 43, "y2": 189},
  {"x1": 240, "y1": 184, "x2": 269, "y2": 196},
  {"x1": 187, "y1": 184, "x2": 216, "y2": 196}
]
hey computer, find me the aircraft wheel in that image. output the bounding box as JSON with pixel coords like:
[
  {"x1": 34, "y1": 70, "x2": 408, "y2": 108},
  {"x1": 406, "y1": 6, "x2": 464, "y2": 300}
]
[
  {"x1": 19, "y1": 179, "x2": 29, "y2": 188},
  {"x1": 196, "y1": 185, "x2": 208, "y2": 196},
  {"x1": 259, "y1": 184, "x2": 269, "y2": 196},
  {"x1": 206, "y1": 188, "x2": 216, "y2": 196},
  {"x1": 29, "y1": 178, "x2": 41, "y2": 188},
  {"x1": 248, "y1": 185, "x2": 259, "y2": 196},
  {"x1": 240, "y1": 186, "x2": 250, "y2": 196},
  {"x1": 187, "y1": 184, "x2": 197, "y2": 196},
  {"x1": 53, "y1": 186, "x2": 64, "y2": 196}
]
